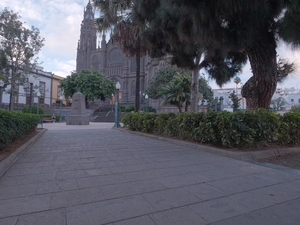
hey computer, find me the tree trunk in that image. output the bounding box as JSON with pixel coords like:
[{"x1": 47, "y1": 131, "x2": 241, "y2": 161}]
[
  {"x1": 242, "y1": 35, "x2": 277, "y2": 110},
  {"x1": 189, "y1": 68, "x2": 200, "y2": 112},
  {"x1": 9, "y1": 70, "x2": 15, "y2": 111},
  {"x1": 135, "y1": 38, "x2": 141, "y2": 112}
]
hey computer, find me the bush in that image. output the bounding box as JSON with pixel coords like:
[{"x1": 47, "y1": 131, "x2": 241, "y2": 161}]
[
  {"x1": 0, "y1": 110, "x2": 39, "y2": 150},
  {"x1": 121, "y1": 109, "x2": 300, "y2": 149},
  {"x1": 22, "y1": 105, "x2": 44, "y2": 114},
  {"x1": 126, "y1": 105, "x2": 135, "y2": 112},
  {"x1": 278, "y1": 112, "x2": 300, "y2": 145}
]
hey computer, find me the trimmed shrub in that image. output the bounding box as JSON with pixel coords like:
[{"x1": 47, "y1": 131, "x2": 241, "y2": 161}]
[
  {"x1": 22, "y1": 105, "x2": 44, "y2": 115},
  {"x1": 0, "y1": 110, "x2": 39, "y2": 150}
]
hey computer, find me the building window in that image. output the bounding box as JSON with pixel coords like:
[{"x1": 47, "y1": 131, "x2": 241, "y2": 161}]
[
  {"x1": 57, "y1": 87, "x2": 62, "y2": 99},
  {"x1": 39, "y1": 81, "x2": 45, "y2": 96},
  {"x1": 291, "y1": 99, "x2": 294, "y2": 103},
  {"x1": 298, "y1": 99, "x2": 300, "y2": 104}
]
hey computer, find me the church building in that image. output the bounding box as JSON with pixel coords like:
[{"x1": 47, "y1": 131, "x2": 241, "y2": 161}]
[{"x1": 76, "y1": 1, "x2": 169, "y2": 110}]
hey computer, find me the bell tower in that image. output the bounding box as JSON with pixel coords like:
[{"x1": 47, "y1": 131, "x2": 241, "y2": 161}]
[{"x1": 76, "y1": 0, "x2": 97, "y2": 73}]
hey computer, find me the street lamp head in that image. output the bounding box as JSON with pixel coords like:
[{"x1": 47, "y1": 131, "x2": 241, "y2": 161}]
[
  {"x1": 29, "y1": 76, "x2": 35, "y2": 84},
  {"x1": 59, "y1": 95, "x2": 63, "y2": 100},
  {"x1": 37, "y1": 92, "x2": 41, "y2": 97},
  {"x1": 116, "y1": 81, "x2": 121, "y2": 90},
  {"x1": 0, "y1": 80, "x2": 4, "y2": 87},
  {"x1": 145, "y1": 94, "x2": 148, "y2": 99}
]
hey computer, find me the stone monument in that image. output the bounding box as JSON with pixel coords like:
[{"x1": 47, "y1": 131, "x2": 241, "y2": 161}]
[{"x1": 66, "y1": 92, "x2": 89, "y2": 125}]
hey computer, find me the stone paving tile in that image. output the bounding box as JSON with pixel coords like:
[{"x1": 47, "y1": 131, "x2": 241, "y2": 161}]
[
  {"x1": 121, "y1": 166, "x2": 190, "y2": 182},
  {"x1": 76, "y1": 174, "x2": 127, "y2": 189},
  {"x1": 2, "y1": 123, "x2": 300, "y2": 224},
  {"x1": 0, "y1": 172, "x2": 56, "y2": 186},
  {"x1": 0, "y1": 183, "x2": 37, "y2": 200},
  {"x1": 16, "y1": 208, "x2": 66, "y2": 225},
  {"x1": 113, "y1": 215, "x2": 156, "y2": 225},
  {"x1": 100, "y1": 179, "x2": 167, "y2": 199},
  {"x1": 142, "y1": 188, "x2": 201, "y2": 211},
  {"x1": 66, "y1": 195, "x2": 156, "y2": 225},
  {"x1": 149, "y1": 206, "x2": 208, "y2": 225},
  {"x1": 0, "y1": 194, "x2": 50, "y2": 218},
  {"x1": 205, "y1": 172, "x2": 289, "y2": 195},
  {"x1": 189, "y1": 196, "x2": 249, "y2": 223},
  {"x1": 211, "y1": 198, "x2": 300, "y2": 225},
  {"x1": 0, "y1": 217, "x2": 18, "y2": 225},
  {"x1": 4, "y1": 166, "x2": 43, "y2": 177},
  {"x1": 156, "y1": 172, "x2": 213, "y2": 188},
  {"x1": 49, "y1": 186, "x2": 105, "y2": 209},
  {"x1": 36, "y1": 179, "x2": 78, "y2": 194},
  {"x1": 183, "y1": 183, "x2": 227, "y2": 201}
]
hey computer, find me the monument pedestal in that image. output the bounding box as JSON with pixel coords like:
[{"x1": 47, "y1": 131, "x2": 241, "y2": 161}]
[
  {"x1": 66, "y1": 115, "x2": 89, "y2": 125},
  {"x1": 66, "y1": 92, "x2": 90, "y2": 125}
]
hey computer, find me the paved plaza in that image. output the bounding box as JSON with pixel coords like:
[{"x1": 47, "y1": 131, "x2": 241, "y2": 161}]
[{"x1": 0, "y1": 122, "x2": 300, "y2": 225}]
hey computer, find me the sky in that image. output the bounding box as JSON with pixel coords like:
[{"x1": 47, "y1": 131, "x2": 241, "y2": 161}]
[{"x1": 0, "y1": 0, "x2": 299, "y2": 90}]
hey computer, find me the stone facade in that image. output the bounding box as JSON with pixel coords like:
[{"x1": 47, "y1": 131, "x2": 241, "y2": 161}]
[{"x1": 76, "y1": 1, "x2": 169, "y2": 110}]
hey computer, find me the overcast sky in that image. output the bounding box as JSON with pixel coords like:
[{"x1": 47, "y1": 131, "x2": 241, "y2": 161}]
[{"x1": 1, "y1": 0, "x2": 299, "y2": 89}]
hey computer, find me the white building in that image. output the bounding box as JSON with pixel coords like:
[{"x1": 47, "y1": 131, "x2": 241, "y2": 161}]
[{"x1": 1, "y1": 66, "x2": 53, "y2": 110}]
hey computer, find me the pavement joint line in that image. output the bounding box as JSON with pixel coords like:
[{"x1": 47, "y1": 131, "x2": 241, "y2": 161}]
[
  {"x1": 117, "y1": 128, "x2": 300, "y2": 173},
  {"x1": 0, "y1": 128, "x2": 47, "y2": 178}
]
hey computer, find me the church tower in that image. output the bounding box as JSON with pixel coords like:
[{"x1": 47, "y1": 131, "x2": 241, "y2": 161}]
[{"x1": 76, "y1": 0, "x2": 97, "y2": 73}]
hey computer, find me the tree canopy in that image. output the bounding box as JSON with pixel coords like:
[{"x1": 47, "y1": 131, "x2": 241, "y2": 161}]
[
  {"x1": 146, "y1": 65, "x2": 213, "y2": 112},
  {"x1": 0, "y1": 8, "x2": 44, "y2": 110},
  {"x1": 93, "y1": 0, "x2": 148, "y2": 112},
  {"x1": 60, "y1": 70, "x2": 115, "y2": 104},
  {"x1": 132, "y1": 0, "x2": 300, "y2": 110}
]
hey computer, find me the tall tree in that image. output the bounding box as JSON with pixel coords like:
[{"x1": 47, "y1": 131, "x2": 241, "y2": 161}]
[
  {"x1": 133, "y1": 0, "x2": 299, "y2": 110},
  {"x1": 145, "y1": 65, "x2": 188, "y2": 99},
  {"x1": 132, "y1": 0, "x2": 246, "y2": 112},
  {"x1": 93, "y1": 0, "x2": 148, "y2": 112},
  {"x1": 0, "y1": 8, "x2": 44, "y2": 110},
  {"x1": 160, "y1": 72, "x2": 191, "y2": 112},
  {"x1": 60, "y1": 70, "x2": 115, "y2": 108}
]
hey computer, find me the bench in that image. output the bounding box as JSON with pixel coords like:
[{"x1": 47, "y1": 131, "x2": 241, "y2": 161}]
[{"x1": 42, "y1": 117, "x2": 53, "y2": 123}]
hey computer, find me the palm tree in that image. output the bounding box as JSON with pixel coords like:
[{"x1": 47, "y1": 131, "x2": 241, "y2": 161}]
[
  {"x1": 160, "y1": 72, "x2": 191, "y2": 112},
  {"x1": 93, "y1": 0, "x2": 147, "y2": 111}
]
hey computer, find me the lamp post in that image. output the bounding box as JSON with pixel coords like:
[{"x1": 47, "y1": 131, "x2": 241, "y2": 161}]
[
  {"x1": 145, "y1": 94, "x2": 149, "y2": 112},
  {"x1": 114, "y1": 82, "x2": 121, "y2": 128},
  {"x1": 111, "y1": 93, "x2": 114, "y2": 112},
  {"x1": 59, "y1": 95, "x2": 62, "y2": 123},
  {"x1": 29, "y1": 76, "x2": 35, "y2": 113},
  {"x1": 0, "y1": 80, "x2": 4, "y2": 109},
  {"x1": 37, "y1": 92, "x2": 41, "y2": 114}
]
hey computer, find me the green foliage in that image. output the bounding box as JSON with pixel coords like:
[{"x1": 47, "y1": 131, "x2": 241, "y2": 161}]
[
  {"x1": 141, "y1": 105, "x2": 156, "y2": 113},
  {"x1": 146, "y1": 66, "x2": 189, "y2": 99},
  {"x1": 122, "y1": 109, "x2": 300, "y2": 148},
  {"x1": 290, "y1": 106, "x2": 300, "y2": 113},
  {"x1": 199, "y1": 76, "x2": 213, "y2": 101},
  {"x1": 160, "y1": 72, "x2": 191, "y2": 112},
  {"x1": 278, "y1": 112, "x2": 300, "y2": 145},
  {"x1": 0, "y1": 8, "x2": 45, "y2": 111},
  {"x1": 126, "y1": 105, "x2": 135, "y2": 112},
  {"x1": 60, "y1": 70, "x2": 115, "y2": 102},
  {"x1": 0, "y1": 110, "x2": 39, "y2": 150},
  {"x1": 22, "y1": 105, "x2": 44, "y2": 114},
  {"x1": 270, "y1": 97, "x2": 287, "y2": 111},
  {"x1": 229, "y1": 91, "x2": 241, "y2": 111}
]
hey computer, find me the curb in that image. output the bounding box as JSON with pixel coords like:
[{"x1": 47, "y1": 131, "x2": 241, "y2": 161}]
[
  {"x1": 116, "y1": 128, "x2": 300, "y2": 161},
  {"x1": 0, "y1": 129, "x2": 47, "y2": 178}
]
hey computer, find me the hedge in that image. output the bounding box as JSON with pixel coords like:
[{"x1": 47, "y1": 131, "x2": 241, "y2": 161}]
[
  {"x1": 122, "y1": 110, "x2": 300, "y2": 149},
  {"x1": 0, "y1": 110, "x2": 40, "y2": 150}
]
